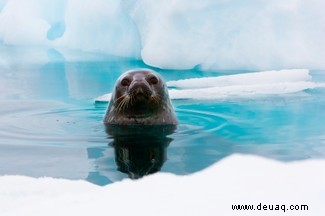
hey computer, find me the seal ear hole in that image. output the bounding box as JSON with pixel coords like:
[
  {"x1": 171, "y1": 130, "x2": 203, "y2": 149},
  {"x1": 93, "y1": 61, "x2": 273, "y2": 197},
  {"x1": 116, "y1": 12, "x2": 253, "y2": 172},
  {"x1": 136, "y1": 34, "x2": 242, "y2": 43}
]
[
  {"x1": 148, "y1": 77, "x2": 158, "y2": 85},
  {"x1": 121, "y1": 78, "x2": 131, "y2": 86}
]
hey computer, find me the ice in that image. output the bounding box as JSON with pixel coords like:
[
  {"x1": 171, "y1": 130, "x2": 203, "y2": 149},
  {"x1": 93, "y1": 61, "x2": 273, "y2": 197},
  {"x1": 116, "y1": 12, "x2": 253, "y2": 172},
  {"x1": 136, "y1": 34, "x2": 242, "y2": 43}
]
[
  {"x1": 1, "y1": 0, "x2": 325, "y2": 70},
  {"x1": 0, "y1": 154, "x2": 324, "y2": 216},
  {"x1": 56, "y1": 0, "x2": 141, "y2": 58},
  {"x1": 0, "y1": 0, "x2": 50, "y2": 46},
  {"x1": 167, "y1": 69, "x2": 312, "y2": 89},
  {"x1": 95, "y1": 93, "x2": 112, "y2": 103},
  {"x1": 0, "y1": 0, "x2": 141, "y2": 58},
  {"x1": 131, "y1": 0, "x2": 325, "y2": 70},
  {"x1": 0, "y1": 0, "x2": 7, "y2": 12},
  {"x1": 94, "y1": 69, "x2": 325, "y2": 102},
  {"x1": 169, "y1": 81, "x2": 325, "y2": 100}
]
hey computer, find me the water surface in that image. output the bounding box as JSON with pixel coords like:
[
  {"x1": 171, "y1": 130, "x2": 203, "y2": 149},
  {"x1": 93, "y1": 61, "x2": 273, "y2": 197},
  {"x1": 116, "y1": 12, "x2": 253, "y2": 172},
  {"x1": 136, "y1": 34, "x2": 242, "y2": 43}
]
[{"x1": 1, "y1": 47, "x2": 324, "y2": 185}]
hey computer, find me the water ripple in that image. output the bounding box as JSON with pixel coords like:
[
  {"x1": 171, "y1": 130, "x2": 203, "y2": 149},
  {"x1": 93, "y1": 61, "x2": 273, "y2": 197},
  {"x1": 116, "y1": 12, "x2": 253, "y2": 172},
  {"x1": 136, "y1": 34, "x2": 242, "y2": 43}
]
[{"x1": 0, "y1": 101, "x2": 107, "y2": 146}]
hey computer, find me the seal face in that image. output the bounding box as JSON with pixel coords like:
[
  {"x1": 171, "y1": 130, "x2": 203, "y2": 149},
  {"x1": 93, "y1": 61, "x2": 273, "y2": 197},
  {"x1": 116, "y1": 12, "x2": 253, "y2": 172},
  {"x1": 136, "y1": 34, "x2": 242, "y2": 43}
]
[{"x1": 104, "y1": 69, "x2": 178, "y2": 126}]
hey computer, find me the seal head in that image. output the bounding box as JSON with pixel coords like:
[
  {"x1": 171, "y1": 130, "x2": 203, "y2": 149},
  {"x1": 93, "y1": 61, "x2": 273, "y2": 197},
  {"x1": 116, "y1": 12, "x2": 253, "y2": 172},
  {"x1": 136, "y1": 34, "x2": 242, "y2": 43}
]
[{"x1": 104, "y1": 69, "x2": 178, "y2": 126}]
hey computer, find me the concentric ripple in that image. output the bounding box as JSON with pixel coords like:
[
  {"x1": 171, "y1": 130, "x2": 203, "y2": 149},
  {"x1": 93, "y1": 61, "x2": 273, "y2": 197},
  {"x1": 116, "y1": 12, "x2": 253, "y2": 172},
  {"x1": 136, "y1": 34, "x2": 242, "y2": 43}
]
[
  {"x1": 0, "y1": 100, "x2": 108, "y2": 147},
  {"x1": 175, "y1": 108, "x2": 230, "y2": 135},
  {"x1": 0, "y1": 100, "x2": 236, "y2": 147}
]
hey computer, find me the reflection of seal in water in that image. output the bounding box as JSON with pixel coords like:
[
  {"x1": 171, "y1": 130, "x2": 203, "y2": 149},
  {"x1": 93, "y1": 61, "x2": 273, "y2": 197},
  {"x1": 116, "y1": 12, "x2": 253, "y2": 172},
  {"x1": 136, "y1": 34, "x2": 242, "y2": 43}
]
[
  {"x1": 104, "y1": 69, "x2": 178, "y2": 125},
  {"x1": 110, "y1": 134, "x2": 172, "y2": 179},
  {"x1": 106, "y1": 125, "x2": 175, "y2": 179}
]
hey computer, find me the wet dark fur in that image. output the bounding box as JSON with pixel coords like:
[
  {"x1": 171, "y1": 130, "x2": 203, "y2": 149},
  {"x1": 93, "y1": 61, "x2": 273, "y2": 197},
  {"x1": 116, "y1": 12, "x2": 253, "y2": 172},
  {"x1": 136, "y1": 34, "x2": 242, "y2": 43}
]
[{"x1": 104, "y1": 69, "x2": 178, "y2": 126}]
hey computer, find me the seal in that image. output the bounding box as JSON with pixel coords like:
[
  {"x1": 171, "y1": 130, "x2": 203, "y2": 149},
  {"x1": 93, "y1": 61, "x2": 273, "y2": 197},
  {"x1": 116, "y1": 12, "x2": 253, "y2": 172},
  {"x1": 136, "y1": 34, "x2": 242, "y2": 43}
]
[{"x1": 104, "y1": 69, "x2": 178, "y2": 126}]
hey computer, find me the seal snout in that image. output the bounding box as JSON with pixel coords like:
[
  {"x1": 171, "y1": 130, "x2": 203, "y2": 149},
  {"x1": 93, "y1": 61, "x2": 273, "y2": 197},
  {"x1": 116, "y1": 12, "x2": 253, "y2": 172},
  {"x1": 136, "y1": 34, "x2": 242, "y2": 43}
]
[{"x1": 129, "y1": 81, "x2": 152, "y2": 100}]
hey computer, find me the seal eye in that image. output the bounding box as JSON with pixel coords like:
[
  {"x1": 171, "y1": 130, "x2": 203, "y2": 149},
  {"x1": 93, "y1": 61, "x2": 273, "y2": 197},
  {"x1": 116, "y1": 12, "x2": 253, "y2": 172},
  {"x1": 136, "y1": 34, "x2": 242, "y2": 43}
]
[
  {"x1": 121, "y1": 78, "x2": 130, "y2": 86},
  {"x1": 149, "y1": 77, "x2": 158, "y2": 85}
]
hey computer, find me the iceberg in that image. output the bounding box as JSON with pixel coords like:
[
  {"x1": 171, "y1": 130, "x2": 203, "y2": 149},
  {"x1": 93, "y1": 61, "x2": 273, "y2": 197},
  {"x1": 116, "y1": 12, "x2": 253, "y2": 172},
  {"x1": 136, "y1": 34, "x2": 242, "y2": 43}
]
[
  {"x1": 0, "y1": 155, "x2": 324, "y2": 216},
  {"x1": 58, "y1": 0, "x2": 141, "y2": 58},
  {"x1": 0, "y1": 0, "x2": 141, "y2": 58},
  {"x1": 131, "y1": 0, "x2": 325, "y2": 70},
  {"x1": 94, "y1": 69, "x2": 325, "y2": 102},
  {"x1": 1, "y1": 0, "x2": 325, "y2": 70}
]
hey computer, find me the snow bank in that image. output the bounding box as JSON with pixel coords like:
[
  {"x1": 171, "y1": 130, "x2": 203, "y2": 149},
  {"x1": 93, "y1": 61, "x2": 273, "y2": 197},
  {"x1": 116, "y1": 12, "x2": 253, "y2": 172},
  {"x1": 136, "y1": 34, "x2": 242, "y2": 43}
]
[
  {"x1": 94, "y1": 69, "x2": 325, "y2": 102},
  {"x1": 1, "y1": 0, "x2": 325, "y2": 70},
  {"x1": 0, "y1": 154, "x2": 324, "y2": 216}
]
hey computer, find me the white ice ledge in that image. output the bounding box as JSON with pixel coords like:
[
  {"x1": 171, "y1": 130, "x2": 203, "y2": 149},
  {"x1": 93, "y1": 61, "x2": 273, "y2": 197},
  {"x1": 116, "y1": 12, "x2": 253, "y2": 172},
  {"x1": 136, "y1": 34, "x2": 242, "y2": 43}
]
[
  {"x1": 0, "y1": 154, "x2": 324, "y2": 216},
  {"x1": 95, "y1": 69, "x2": 325, "y2": 102}
]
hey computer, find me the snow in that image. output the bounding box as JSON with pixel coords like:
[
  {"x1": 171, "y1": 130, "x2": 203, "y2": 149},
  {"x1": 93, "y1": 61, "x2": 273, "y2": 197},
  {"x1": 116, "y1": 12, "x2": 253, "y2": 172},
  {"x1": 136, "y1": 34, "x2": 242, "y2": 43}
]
[
  {"x1": 94, "y1": 69, "x2": 325, "y2": 102},
  {"x1": 1, "y1": 0, "x2": 325, "y2": 70},
  {"x1": 169, "y1": 81, "x2": 325, "y2": 100},
  {"x1": 0, "y1": 154, "x2": 324, "y2": 216},
  {"x1": 167, "y1": 69, "x2": 312, "y2": 89}
]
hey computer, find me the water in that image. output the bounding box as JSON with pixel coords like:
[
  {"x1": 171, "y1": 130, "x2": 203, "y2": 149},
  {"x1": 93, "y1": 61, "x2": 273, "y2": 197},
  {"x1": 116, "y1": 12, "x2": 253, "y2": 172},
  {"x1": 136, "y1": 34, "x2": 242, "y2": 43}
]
[{"x1": 1, "y1": 47, "x2": 325, "y2": 185}]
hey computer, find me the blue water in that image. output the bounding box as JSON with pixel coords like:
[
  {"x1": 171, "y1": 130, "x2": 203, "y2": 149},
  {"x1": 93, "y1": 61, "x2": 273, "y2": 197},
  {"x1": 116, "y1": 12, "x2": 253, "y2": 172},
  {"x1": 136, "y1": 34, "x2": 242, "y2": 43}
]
[{"x1": 1, "y1": 47, "x2": 325, "y2": 185}]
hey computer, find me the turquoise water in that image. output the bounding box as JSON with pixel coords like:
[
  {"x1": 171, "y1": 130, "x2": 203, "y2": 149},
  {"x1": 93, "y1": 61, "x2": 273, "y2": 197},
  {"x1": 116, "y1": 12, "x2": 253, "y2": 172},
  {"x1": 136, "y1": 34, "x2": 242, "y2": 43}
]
[{"x1": 1, "y1": 47, "x2": 325, "y2": 185}]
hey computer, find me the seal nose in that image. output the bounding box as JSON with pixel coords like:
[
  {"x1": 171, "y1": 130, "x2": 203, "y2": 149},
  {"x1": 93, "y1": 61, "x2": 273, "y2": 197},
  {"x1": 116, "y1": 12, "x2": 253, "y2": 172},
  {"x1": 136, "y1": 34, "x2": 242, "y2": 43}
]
[
  {"x1": 130, "y1": 74, "x2": 146, "y2": 88},
  {"x1": 130, "y1": 74, "x2": 149, "y2": 90},
  {"x1": 133, "y1": 74, "x2": 145, "y2": 82},
  {"x1": 130, "y1": 80, "x2": 147, "y2": 90},
  {"x1": 129, "y1": 79, "x2": 152, "y2": 99},
  {"x1": 136, "y1": 87, "x2": 144, "y2": 94}
]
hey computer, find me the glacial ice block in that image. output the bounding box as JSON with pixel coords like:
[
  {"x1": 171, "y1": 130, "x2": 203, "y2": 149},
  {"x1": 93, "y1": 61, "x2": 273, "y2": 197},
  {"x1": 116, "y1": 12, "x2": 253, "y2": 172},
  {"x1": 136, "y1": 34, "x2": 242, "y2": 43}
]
[
  {"x1": 132, "y1": 0, "x2": 325, "y2": 70},
  {"x1": 167, "y1": 69, "x2": 312, "y2": 89},
  {"x1": 94, "y1": 69, "x2": 325, "y2": 102},
  {"x1": 1, "y1": 0, "x2": 325, "y2": 70}
]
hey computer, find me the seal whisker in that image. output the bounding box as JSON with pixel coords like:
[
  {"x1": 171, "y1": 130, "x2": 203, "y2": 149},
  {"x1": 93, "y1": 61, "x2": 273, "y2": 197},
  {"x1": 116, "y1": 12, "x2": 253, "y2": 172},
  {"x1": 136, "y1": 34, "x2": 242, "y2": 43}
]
[
  {"x1": 116, "y1": 96, "x2": 129, "y2": 112},
  {"x1": 122, "y1": 96, "x2": 131, "y2": 111},
  {"x1": 130, "y1": 94, "x2": 134, "y2": 106},
  {"x1": 151, "y1": 93, "x2": 162, "y2": 104},
  {"x1": 116, "y1": 99, "x2": 124, "y2": 112},
  {"x1": 119, "y1": 99, "x2": 128, "y2": 112},
  {"x1": 125, "y1": 96, "x2": 131, "y2": 110},
  {"x1": 115, "y1": 94, "x2": 127, "y2": 102},
  {"x1": 114, "y1": 95, "x2": 127, "y2": 111},
  {"x1": 115, "y1": 101, "x2": 122, "y2": 112}
]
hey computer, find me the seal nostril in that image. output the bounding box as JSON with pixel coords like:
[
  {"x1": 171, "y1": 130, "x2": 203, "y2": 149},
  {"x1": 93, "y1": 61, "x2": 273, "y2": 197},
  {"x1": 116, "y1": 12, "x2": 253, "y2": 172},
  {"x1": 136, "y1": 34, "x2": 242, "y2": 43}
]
[{"x1": 136, "y1": 88, "x2": 144, "y2": 94}]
